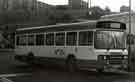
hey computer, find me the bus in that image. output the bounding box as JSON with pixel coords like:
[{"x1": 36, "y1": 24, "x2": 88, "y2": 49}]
[{"x1": 14, "y1": 20, "x2": 128, "y2": 72}]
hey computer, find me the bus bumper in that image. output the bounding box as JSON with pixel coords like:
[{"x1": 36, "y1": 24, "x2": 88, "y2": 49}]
[{"x1": 97, "y1": 55, "x2": 128, "y2": 70}]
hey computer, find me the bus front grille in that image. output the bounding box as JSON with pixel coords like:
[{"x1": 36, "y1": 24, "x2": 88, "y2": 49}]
[
  {"x1": 105, "y1": 55, "x2": 126, "y2": 65},
  {"x1": 107, "y1": 60, "x2": 122, "y2": 65},
  {"x1": 106, "y1": 55, "x2": 124, "y2": 60}
]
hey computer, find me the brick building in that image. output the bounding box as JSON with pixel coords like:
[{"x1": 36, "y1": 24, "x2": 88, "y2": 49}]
[{"x1": 0, "y1": 0, "x2": 37, "y2": 11}]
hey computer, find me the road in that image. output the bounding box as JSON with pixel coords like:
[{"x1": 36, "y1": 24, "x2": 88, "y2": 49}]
[{"x1": 0, "y1": 51, "x2": 134, "y2": 82}]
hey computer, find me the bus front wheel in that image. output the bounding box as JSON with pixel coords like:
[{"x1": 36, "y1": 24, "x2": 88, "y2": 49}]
[
  {"x1": 66, "y1": 55, "x2": 77, "y2": 72},
  {"x1": 96, "y1": 68, "x2": 104, "y2": 72},
  {"x1": 27, "y1": 52, "x2": 35, "y2": 65}
]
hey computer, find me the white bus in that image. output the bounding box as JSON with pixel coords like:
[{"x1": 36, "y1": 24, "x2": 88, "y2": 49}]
[{"x1": 14, "y1": 20, "x2": 128, "y2": 72}]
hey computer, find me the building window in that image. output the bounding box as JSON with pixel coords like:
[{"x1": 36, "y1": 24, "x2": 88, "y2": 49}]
[
  {"x1": 66, "y1": 32, "x2": 77, "y2": 46},
  {"x1": 46, "y1": 33, "x2": 54, "y2": 45},
  {"x1": 28, "y1": 35, "x2": 35, "y2": 46},
  {"x1": 55, "y1": 32, "x2": 65, "y2": 46},
  {"x1": 36, "y1": 34, "x2": 44, "y2": 45},
  {"x1": 79, "y1": 31, "x2": 93, "y2": 46}
]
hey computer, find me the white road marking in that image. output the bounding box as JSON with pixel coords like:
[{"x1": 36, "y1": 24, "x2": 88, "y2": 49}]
[
  {"x1": 0, "y1": 73, "x2": 32, "y2": 82},
  {"x1": 1, "y1": 77, "x2": 13, "y2": 82},
  {"x1": 0, "y1": 73, "x2": 31, "y2": 78}
]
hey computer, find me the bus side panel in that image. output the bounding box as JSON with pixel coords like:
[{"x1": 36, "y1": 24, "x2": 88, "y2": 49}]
[
  {"x1": 27, "y1": 46, "x2": 68, "y2": 65},
  {"x1": 32, "y1": 46, "x2": 54, "y2": 57},
  {"x1": 15, "y1": 46, "x2": 32, "y2": 55},
  {"x1": 75, "y1": 46, "x2": 98, "y2": 68}
]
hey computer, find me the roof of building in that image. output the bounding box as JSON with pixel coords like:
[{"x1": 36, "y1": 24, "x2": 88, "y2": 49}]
[{"x1": 101, "y1": 12, "x2": 135, "y2": 18}]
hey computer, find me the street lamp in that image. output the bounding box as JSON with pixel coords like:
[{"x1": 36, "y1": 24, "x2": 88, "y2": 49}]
[
  {"x1": 128, "y1": 0, "x2": 132, "y2": 71},
  {"x1": 87, "y1": 0, "x2": 92, "y2": 15}
]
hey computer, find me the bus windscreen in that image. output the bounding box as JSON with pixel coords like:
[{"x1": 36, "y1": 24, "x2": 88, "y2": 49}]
[{"x1": 94, "y1": 31, "x2": 126, "y2": 49}]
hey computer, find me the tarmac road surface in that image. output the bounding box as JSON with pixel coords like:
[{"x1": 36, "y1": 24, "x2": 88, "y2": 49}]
[{"x1": 0, "y1": 51, "x2": 134, "y2": 82}]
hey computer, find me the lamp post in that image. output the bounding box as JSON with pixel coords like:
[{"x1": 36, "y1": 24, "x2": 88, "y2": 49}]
[
  {"x1": 128, "y1": 0, "x2": 132, "y2": 71},
  {"x1": 87, "y1": 0, "x2": 92, "y2": 8},
  {"x1": 87, "y1": 0, "x2": 92, "y2": 15}
]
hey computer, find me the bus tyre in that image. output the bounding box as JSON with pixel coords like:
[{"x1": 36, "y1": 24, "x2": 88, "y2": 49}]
[
  {"x1": 27, "y1": 52, "x2": 35, "y2": 65},
  {"x1": 97, "y1": 68, "x2": 103, "y2": 72},
  {"x1": 66, "y1": 56, "x2": 77, "y2": 72},
  {"x1": 97, "y1": 55, "x2": 104, "y2": 72}
]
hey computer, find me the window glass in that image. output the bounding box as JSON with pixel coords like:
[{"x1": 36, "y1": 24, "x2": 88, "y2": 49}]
[
  {"x1": 55, "y1": 33, "x2": 65, "y2": 46},
  {"x1": 46, "y1": 33, "x2": 54, "y2": 45},
  {"x1": 79, "y1": 31, "x2": 93, "y2": 46},
  {"x1": 66, "y1": 32, "x2": 77, "y2": 46},
  {"x1": 16, "y1": 36, "x2": 20, "y2": 45},
  {"x1": 36, "y1": 34, "x2": 44, "y2": 45},
  {"x1": 28, "y1": 35, "x2": 35, "y2": 45},
  {"x1": 17, "y1": 35, "x2": 27, "y2": 45},
  {"x1": 95, "y1": 31, "x2": 126, "y2": 49}
]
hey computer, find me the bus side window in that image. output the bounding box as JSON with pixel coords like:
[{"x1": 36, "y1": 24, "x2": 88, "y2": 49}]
[
  {"x1": 36, "y1": 34, "x2": 44, "y2": 45},
  {"x1": 28, "y1": 34, "x2": 35, "y2": 46},
  {"x1": 18, "y1": 35, "x2": 27, "y2": 46},
  {"x1": 55, "y1": 32, "x2": 65, "y2": 46},
  {"x1": 79, "y1": 31, "x2": 93, "y2": 46},
  {"x1": 46, "y1": 33, "x2": 54, "y2": 46},
  {"x1": 66, "y1": 32, "x2": 77, "y2": 46},
  {"x1": 16, "y1": 36, "x2": 20, "y2": 45}
]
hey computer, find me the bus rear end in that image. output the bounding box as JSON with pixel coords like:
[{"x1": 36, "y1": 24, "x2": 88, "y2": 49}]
[{"x1": 95, "y1": 21, "x2": 128, "y2": 71}]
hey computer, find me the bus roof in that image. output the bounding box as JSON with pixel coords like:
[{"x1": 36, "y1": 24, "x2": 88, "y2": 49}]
[
  {"x1": 16, "y1": 21, "x2": 97, "y2": 34},
  {"x1": 16, "y1": 20, "x2": 126, "y2": 34}
]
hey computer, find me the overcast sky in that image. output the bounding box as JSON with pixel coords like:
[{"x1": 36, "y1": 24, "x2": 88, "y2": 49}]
[{"x1": 38, "y1": 0, "x2": 135, "y2": 12}]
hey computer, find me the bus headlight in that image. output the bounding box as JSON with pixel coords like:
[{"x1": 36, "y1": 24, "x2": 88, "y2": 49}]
[
  {"x1": 122, "y1": 60, "x2": 128, "y2": 65},
  {"x1": 122, "y1": 60, "x2": 128, "y2": 68},
  {"x1": 124, "y1": 55, "x2": 128, "y2": 59},
  {"x1": 122, "y1": 50, "x2": 128, "y2": 55},
  {"x1": 106, "y1": 61, "x2": 109, "y2": 64},
  {"x1": 104, "y1": 56, "x2": 106, "y2": 59}
]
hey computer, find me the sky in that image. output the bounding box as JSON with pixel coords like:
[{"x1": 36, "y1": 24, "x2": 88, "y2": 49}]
[{"x1": 38, "y1": 0, "x2": 135, "y2": 12}]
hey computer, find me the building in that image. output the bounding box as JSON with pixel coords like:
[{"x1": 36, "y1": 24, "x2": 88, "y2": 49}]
[
  {"x1": 120, "y1": 6, "x2": 129, "y2": 12},
  {"x1": 81, "y1": 0, "x2": 88, "y2": 9},
  {"x1": 0, "y1": 0, "x2": 7, "y2": 11},
  {"x1": 100, "y1": 12, "x2": 135, "y2": 34},
  {"x1": 37, "y1": 1, "x2": 53, "y2": 12},
  {"x1": 0, "y1": 0, "x2": 37, "y2": 11},
  {"x1": 68, "y1": 0, "x2": 88, "y2": 9}
]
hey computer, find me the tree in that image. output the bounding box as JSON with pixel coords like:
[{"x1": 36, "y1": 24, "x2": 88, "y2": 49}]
[
  {"x1": 105, "y1": 6, "x2": 111, "y2": 14},
  {"x1": 88, "y1": 6, "x2": 105, "y2": 19},
  {"x1": 86, "y1": 6, "x2": 112, "y2": 20},
  {"x1": 61, "y1": 13, "x2": 74, "y2": 23},
  {"x1": 55, "y1": 5, "x2": 69, "y2": 10},
  {"x1": 47, "y1": 14, "x2": 57, "y2": 25}
]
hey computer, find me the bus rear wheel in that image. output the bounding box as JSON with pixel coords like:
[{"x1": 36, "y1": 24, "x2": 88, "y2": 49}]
[
  {"x1": 96, "y1": 68, "x2": 104, "y2": 72},
  {"x1": 27, "y1": 52, "x2": 35, "y2": 65},
  {"x1": 66, "y1": 56, "x2": 77, "y2": 72}
]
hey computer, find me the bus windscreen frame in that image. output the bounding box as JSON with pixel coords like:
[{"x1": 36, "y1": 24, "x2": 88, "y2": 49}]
[{"x1": 96, "y1": 21, "x2": 126, "y2": 30}]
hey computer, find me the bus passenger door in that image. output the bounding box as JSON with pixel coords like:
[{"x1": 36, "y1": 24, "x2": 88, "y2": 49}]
[
  {"x1": 76, "y1": 31, "x2": 96, "y2": 67},
  {"x1": 76, "y1": 46, "x2": 96, "y2": 60},
  {"x1": 53, "y1": 32, "x2": 66, "y2": 58}
]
